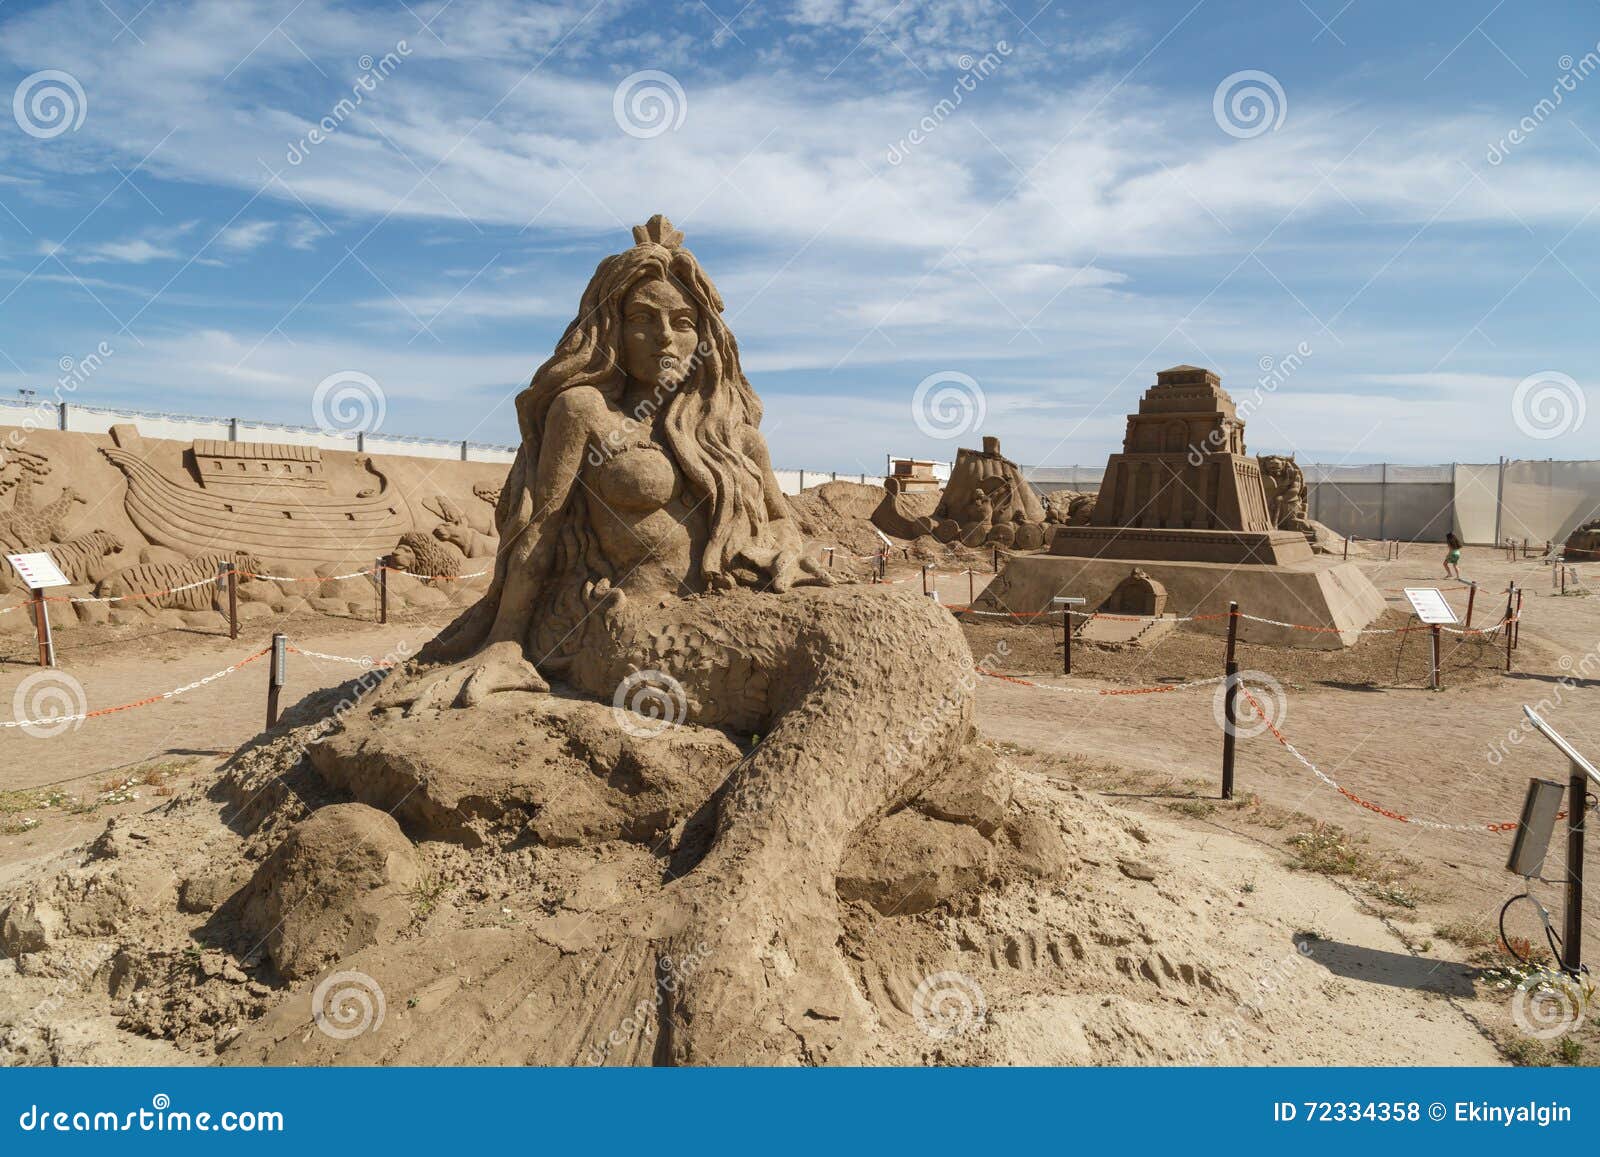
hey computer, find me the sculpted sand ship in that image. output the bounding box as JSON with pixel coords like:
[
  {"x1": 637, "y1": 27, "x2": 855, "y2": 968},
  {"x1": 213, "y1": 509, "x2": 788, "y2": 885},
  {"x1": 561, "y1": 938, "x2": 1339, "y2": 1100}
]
[{"x1": 100, "y1": 425, "x2": 410, "y2": 566}]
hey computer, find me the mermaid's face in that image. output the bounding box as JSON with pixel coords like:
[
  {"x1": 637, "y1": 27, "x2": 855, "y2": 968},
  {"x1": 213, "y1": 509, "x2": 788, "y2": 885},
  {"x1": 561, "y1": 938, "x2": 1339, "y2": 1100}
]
[{"x1": 622, "y1": 276, "x2": 700, "y2": 388}]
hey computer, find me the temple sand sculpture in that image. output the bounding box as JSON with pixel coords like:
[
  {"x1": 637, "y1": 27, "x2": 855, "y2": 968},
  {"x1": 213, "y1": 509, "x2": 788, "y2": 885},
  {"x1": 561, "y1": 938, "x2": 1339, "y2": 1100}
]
[{"x1": 976, "y1": 365, "x2": 1385, "y2": 646}]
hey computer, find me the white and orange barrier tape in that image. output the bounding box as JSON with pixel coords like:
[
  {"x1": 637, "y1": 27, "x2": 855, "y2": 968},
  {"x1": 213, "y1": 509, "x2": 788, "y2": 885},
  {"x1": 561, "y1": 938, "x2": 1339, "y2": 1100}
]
[{"x1": 0, "y1": 647, "x2": 271, "y2": 730}]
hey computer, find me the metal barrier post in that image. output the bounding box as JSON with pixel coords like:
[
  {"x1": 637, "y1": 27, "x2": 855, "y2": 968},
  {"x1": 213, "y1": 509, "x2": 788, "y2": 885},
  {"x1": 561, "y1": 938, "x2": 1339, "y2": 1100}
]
[
  {"x1": 1466, "y1": 581, "x2": 1476, "y2": 628},
  {"x1": 1430, "y1": 624, "x2": 1441, "y2": 691},
  {"x1": 1567, "y1": 762, "x2": 1586, "y2": 976},
  {"x1": 375, "y1": 558, "x2": 388, "y2": 625},
  {"x1": 267, "y1": 632, "x2": 286, "y2": 729},
  {"x1": 1221, "y1": 602, "x2": 1240, "y2": 800},
  {"x1": 31, "y1": 587, "x2": 54, "y2": 668}
]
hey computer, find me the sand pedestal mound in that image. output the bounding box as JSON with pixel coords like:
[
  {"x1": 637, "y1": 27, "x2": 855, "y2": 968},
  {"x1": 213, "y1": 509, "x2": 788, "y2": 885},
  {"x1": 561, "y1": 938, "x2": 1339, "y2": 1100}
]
[{"x1": 0, "y1": 674, "x2": 1506, "y2": 1066}]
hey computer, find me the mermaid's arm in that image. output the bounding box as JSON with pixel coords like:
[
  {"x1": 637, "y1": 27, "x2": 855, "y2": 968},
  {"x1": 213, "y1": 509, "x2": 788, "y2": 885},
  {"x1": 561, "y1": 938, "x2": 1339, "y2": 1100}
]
[{"x1": 484, "y1": 389, "x2": 595, "y2": 647}]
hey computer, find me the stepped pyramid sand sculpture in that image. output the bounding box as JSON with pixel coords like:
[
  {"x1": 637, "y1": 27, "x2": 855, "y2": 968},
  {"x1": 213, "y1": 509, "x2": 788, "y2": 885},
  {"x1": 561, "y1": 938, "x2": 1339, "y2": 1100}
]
[{"x1": 977, "y1": 366, "x2": 1385, "y2": 646}]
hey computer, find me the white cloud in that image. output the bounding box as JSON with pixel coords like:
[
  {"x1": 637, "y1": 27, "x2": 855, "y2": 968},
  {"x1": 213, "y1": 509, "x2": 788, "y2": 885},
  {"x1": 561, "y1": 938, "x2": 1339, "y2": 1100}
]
[{"x1": 215, "y1": 220, "x2": 277, "y2": 253}]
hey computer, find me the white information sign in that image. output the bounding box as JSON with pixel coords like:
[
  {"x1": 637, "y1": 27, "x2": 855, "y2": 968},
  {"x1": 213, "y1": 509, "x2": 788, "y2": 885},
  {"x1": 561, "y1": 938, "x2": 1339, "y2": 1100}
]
[
  {"x1": 1404, "y1": 587, "x2": 1458, "y2": 626},
  {"x1": 6, "y1": 552, "x2": 70, "y2": 590}
]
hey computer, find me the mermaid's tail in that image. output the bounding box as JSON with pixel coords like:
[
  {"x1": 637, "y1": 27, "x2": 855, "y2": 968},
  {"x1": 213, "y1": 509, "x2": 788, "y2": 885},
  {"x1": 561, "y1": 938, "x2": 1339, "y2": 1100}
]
[{"x1": 574, "y1": 586, "x2": 975, "y2": 1064}]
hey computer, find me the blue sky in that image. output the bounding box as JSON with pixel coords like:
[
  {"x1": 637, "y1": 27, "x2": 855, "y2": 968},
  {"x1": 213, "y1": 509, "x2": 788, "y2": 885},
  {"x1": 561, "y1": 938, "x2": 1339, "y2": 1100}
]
[{"x1": 1, "y1": 0, "x2": 1598, "y2": 475}]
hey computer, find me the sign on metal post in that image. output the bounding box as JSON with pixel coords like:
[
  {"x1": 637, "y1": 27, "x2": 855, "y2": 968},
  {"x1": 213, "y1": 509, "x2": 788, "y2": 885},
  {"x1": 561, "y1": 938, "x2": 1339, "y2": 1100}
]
[
  {"x1": 6, "y1": 552, "x2": 69, "y2": 590},
  {"x1": 1521, "y1": 706, "x2": 1600, "y2": 976},
  {"x1": 1403, "y1": 587, "x2": 1458, "y2": 625},
  {"x1": 1405, "y1": 589, "x2": 1456, "y2": 691},
  {"x1": 7, "y1": 552, "x2": 68, "y2": 667}
]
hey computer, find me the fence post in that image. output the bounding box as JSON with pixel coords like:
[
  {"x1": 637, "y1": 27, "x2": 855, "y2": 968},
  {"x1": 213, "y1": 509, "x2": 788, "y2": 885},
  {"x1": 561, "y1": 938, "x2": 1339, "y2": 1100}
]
[
  {"x1": 993, "y1": 544, "x2": 999, "y2": 574},
  {"x1": 1493, "y1": 456, "x2": 1506, "y2": 548},
  {"x1": 1514, "y1": 588, "x2": 1523, "y2": 649},
  {"x1": 1504, "y1": 583, "x2": 1516, "y2": 673},
  {"x1": 1063, "y1": 605, "x2": 1072, "y2": 676},
  {"x1": 826, "y1": 547, "x2": 835, "y2": 570},
  {"x1": 1466, "y1": 581, "x2": 1476, "y2": 628},
  {"x1": 267, "y1": 632, "x2": 286, "y2": 728},
  {"x1": 217, "y1": 560, "x2": 238, "y2": 640},
  {"x1": 375, "y1": 557, "x2": 388, "y2": 625},
  {"x1": 921, "y1": 565, "x2": 930, "y2": 596},
  {"x1": 461, "y1": 440, "x2": 469, "y2": 462},
  {"x1": 31, "y1": 586, "x2": 55, "y2": 667},
  {"x1": 1378, "y1": 462, "x2": 1388, "y2": 542},
  {"x1": 968, "y1": 569, "x2": 975, "y2": 608},
  {"x1": 1430, "y1": 624, "x2": 1441, "y2": 691},
  {"x1": 1565, "y1": 762, "x2": 1586, "y2": 977},
  {"x1": 57, "y1": 401, "x2": 68, "y2": 431},
  {"x1": 1221, "y1": 602, "x2": 1240, "y2": 800}
]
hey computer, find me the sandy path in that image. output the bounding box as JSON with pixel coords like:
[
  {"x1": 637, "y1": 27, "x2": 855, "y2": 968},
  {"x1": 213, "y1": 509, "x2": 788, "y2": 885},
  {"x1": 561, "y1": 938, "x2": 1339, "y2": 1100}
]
[
  {"x1": 975, "y1": 545, "x2": 1600, "y2": 951},
  {"x1": 0, "y1": 612, "x2": 456, "y2": 793}
]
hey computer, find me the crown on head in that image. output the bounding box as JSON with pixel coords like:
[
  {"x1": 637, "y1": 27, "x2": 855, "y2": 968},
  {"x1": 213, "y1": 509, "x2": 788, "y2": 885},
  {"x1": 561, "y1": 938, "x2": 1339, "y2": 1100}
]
[{"x1": 632, "y1": 214, "x2": 685, "y2": 249}]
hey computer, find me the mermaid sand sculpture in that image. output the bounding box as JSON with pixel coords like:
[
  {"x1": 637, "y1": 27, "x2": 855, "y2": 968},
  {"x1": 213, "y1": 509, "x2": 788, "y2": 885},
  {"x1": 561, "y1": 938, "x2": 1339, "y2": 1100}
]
[{"x1": 375, "y1": 216, "x2": 976, "y2": 1063}]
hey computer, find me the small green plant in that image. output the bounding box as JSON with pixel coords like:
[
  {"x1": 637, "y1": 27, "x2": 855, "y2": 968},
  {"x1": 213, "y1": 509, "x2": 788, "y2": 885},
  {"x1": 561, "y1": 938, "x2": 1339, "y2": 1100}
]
[
  {"x1": 410, "y1": 875, "x2": 447, "y2": 920},
  {"x1": 1371, "y1": 884, "x2": 1420, "y2": 910},
  {"x1": 1435, "y1": 920, "x2": 1495, "y2": 950},
  {"x1": 1556, "y1": 1037, "x2": 1584, "y2": 1065},
  {"x1": 1169, "y1": 799, "x2": 1216, "y2": 819},
  {"x1": 1500, "y1": 1035, "x2": 1549, "y2": 1066}
]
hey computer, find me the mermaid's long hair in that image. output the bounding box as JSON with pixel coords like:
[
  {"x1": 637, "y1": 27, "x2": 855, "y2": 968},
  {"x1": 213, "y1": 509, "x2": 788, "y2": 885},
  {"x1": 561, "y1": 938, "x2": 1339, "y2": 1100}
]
[{"x1": 425, "y1": 216, "x2": 773, "y2": 664}]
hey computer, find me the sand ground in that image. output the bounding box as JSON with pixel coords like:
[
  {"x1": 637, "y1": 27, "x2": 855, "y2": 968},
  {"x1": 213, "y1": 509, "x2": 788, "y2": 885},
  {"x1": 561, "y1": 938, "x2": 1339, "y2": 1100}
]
[{"x1": 1, "y1": 544, "x2": 1592, "y2": 1064}]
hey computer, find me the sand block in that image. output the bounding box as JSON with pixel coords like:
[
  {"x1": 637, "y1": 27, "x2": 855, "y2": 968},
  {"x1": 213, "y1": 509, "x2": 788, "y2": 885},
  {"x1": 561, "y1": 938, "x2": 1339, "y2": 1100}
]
[{"x1": 981, "y1": 554, "x2": 1386, "y2": 649}]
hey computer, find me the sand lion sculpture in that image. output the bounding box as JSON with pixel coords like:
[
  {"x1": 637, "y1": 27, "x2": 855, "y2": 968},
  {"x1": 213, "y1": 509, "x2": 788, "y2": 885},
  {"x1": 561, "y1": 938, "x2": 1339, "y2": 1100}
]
[{"x1": 372, "y1": 216, "x2": 975, "y2": 1062}]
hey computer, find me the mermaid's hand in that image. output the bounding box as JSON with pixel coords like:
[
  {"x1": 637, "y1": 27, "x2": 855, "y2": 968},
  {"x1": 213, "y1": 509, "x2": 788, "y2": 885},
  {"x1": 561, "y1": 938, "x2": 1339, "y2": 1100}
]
[
  {"x1": 765, "y1": 543, "x2": 834, "y2": 592},
  {"x1": 376, "y1": 639, "x2": 549, "y2": 716}
]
